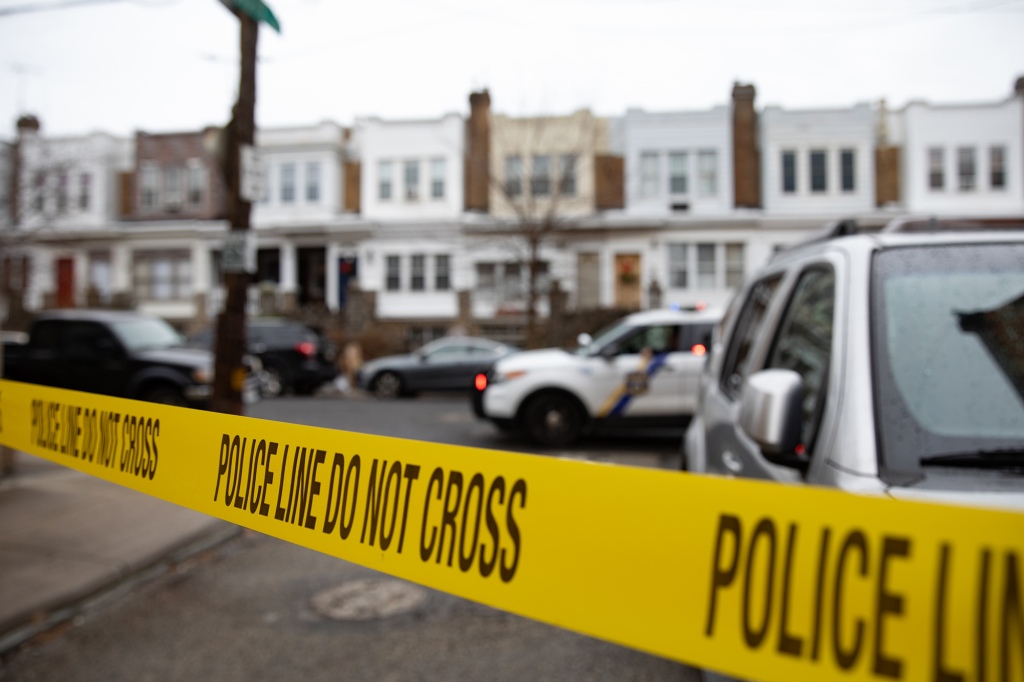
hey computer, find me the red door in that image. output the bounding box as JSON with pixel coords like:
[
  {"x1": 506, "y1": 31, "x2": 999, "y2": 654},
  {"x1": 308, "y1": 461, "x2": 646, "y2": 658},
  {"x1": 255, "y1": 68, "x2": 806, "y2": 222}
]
[{"x1": 56, "y1": 258, "x2": 75, "y2": 308}]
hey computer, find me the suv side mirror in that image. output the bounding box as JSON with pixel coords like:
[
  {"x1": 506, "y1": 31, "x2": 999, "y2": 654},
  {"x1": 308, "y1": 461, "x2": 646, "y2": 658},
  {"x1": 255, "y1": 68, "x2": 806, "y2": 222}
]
[{"x1": 739, "y1": 369, "x2": 808, "y2": 471}]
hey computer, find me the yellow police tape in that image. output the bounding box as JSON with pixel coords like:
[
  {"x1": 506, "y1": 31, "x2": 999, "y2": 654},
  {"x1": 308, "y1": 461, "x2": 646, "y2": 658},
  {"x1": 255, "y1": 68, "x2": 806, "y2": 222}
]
[{"x1": 1, "y1": 378, "x2": 1022, "y2": 682}]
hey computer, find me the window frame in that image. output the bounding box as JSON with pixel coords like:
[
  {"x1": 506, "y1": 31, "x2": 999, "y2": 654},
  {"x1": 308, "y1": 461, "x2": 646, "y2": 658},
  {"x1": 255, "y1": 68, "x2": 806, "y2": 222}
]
[
  {"x1": 809, "y1": 149, "x2": 827, "y2": 193},
  {"x1": 781, "y1": 150, "x2": 797, "y2": 194},
  {"x1": 840, "y1": 149, "x2": 856, "y2": 192},
  {"x1": 280, "y1": 163, "x2": 296, "y2": 204},
  {"x1": 928, "y1": 147, "x2": 945, "y2": 191},
  {"x1": 957, "y1": 146, "x2": 976, "y2": 192}
]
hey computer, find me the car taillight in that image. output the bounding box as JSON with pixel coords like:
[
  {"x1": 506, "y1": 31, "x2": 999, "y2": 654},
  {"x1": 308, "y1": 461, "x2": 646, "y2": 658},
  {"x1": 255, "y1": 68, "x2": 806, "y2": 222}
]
[
  {"x1": 691, "y1": 344, "x2": 707, "y2": 356},
  {"x1": 474, "y1": 373, "x2": 488, "y2": 391},
  {"x1": 296, "y1": 341, "x2": 316, "y2": 358}
]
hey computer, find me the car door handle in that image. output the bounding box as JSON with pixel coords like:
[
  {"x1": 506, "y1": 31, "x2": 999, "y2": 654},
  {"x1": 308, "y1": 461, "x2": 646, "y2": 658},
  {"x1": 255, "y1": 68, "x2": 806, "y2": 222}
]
[{"x1": 722, "y1": 450, "x2": 743, "y2": 474}]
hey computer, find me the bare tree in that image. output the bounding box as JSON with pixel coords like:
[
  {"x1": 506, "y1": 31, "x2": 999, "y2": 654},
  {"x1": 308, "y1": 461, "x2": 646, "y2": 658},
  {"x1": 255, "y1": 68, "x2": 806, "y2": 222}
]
[{"x1": 472, "y1": 105, "x2": 609, "y2": 347}]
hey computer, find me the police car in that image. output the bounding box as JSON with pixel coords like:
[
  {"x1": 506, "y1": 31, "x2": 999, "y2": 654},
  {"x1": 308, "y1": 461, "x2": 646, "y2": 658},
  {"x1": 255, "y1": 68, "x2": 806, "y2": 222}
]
[{"x1": 472, "y1": 308, "x2": 721, "y2": 446}]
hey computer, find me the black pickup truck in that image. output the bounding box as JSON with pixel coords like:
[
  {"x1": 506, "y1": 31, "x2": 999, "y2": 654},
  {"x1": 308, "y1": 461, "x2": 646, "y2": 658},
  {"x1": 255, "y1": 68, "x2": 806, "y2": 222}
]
[{"x1": 3, "y1": 310, "x2": 218, "y2": 407}]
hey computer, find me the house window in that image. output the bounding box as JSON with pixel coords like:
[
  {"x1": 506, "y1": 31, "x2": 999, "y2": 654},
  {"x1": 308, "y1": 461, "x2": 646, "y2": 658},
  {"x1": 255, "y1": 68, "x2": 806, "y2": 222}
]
[
  {"x1": 640, "y1": 152, "x2": 659, "y2": 197},
  {"x1": 164, "y1": 166, "x2": 183, "y2": 210},
  {"x1": 280, "y1": 163, "x2": 296, "y2": 203},
  {"x1": 726, "y1": 243, "x2": 745, "y2": 288},
  {"x1": 430, "y1": 159, "x2": 445, "y2": 199},
  {"x1": 185, "y1": 162, "x2": 204, "y2": 206},
  {"x1": 697, "y1": 243, "x2": 716, "y2": 288},
  {"x1": 435, "y1": 254, "x2": 451, "y2": 291},
  {"x1": 133, "y1": 250, "x2": 191, "y2": 301},
  {"x1": 385, "y1": 255, "x2": 401, "y2": 291},
  {"x1": 476, "y1": 263, "x2": 496, "y2": 291},
  {"x1": 187, "y1": 163, "x2": 205, "y2": 206},
  {"x1": 33, "y1": 171, "x2": 46, "y2": 212},
  {"x1": 990, "y1": 146, "x2": 1006, "y2": 190},
  {"x1": 531, "y1": 155, "x2": 551, "y2": 196},
  {"x1": 928, "y1": 148, "x2": 944, "y2": 190},
  {"x1": 404, "y1": 160, "x2": 419, "y2": 200},
  {"x1": 306, "y1": 162, "x2": 321, "y2": 202},
  {"x1": 698, "y1": 150, "x2": 717, "y2": 197},
  {"x1": 669, "y1": 152, "x2": 689, "y2": 195},
  {"x1": 56, "y1": 171, "x2": 69, "y2": 212},
  {"x1": 809, "y1": 150, "x2": 827, "y2": 193},
  {"x1": 378, "y1": 161, "x2": 393, "y2": 200},
  {"x1": 668, "y1": 243, "x2": 688, "y2": 288},
  {"x1": 958, "y1": 147, "x2": 976, "y2": 191},
  {"x1": 410, "y1": 254, "x2": 426, "y2": 291},
  {"x1": 781, "y1": 151, "x2": 797, "y2": 194},
  {"x1": 78, "y1": 173, "x2": 91, "y2": 211},
  {"x1": 505, "y1": 156, "x2": 522, "y2": 197},
  {"x1": 140, "y1": 166, "x2": 158, "y2": 210},
  {"x1": 559, "y1": 154, "x2": 577, "y2": 196},
  {"x1": 841, "y1": 149, "x2": 856, "y2": 192}
]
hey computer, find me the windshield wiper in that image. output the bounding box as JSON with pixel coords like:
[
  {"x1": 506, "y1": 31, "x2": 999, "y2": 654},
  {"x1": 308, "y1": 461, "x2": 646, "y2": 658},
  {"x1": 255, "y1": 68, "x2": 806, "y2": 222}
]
[{"x1": 920, "y1": 449, "x2": 1024, "y2": 470}]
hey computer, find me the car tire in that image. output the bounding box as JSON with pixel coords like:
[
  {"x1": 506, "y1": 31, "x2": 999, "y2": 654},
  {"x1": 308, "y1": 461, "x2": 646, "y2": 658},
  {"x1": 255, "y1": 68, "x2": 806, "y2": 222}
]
[
  {"x1": 260, "y1": 366, "x2": 285, "y2": 398},
  {"x1": 142, "y1": 385, "x2": 187, "y2": 407},
  {"x1": 371, "y1": 371, "x2": 403, "y2": 400},
  {"x1": 523, "y1": 393, "x2": 584, "y2": 447}
]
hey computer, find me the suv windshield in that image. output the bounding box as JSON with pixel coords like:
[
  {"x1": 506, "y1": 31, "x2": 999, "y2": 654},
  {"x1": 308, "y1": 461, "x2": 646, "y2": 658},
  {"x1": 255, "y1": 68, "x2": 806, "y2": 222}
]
[
  {"x1": 110, "y1": 318, "x2": 185, "y2": 352},
  {"x1": 871, "y1": 243, "x2": 1024, "y2": 483}
]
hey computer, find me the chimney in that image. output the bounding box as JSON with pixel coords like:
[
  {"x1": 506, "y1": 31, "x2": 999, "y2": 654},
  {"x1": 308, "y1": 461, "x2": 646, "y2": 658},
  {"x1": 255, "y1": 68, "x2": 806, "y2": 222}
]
[
  {"x1": 10, "y1": 115, "x2": 41, "y2": 226},
  {"x1": 16, "y1": 114, "x2": 40, "y2": 137},
  {"x1": 465, "y1": 90, "x2": 490, "y2": 212},
  {"x1": 731, "y1": 83, "x2": 760, "y2": 209}
]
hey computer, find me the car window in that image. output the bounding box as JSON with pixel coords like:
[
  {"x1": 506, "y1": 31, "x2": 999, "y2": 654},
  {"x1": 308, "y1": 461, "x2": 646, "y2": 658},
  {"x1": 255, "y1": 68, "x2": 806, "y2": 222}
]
[
  {"x1": 721, "y1": 274, "x2": 785, "y2": 398},
  {"x1": 681, "y1": 323, "x2": 714, "y2": 353},
  {"x1": 615, "y1": 325, "x2": 680, "y2": 355},
  {"x1": 764, "y1": 266, "x2": 835, "y2": 453},
  {"x1": 425, "y1": 345, "x2": 473, "y2": 363},
  {"x1": 29, "y1": 320, "x2": 60, "y2": 351},
  {"x1": 62, "y1": 322, "x2": 120, "y2": 360}
]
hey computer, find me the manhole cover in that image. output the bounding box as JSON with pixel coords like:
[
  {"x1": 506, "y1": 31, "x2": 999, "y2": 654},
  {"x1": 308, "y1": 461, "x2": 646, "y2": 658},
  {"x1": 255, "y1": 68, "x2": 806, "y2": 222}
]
[{"x1": 311, "y1": 578, "x2": 428, "y2": 621}]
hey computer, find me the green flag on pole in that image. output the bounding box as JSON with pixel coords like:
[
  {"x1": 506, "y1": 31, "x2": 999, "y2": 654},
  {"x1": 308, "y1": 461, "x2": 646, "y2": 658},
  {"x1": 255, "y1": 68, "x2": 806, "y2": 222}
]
[{"x1": 220, "y1": 0, "x2": 281, "y2": 33}]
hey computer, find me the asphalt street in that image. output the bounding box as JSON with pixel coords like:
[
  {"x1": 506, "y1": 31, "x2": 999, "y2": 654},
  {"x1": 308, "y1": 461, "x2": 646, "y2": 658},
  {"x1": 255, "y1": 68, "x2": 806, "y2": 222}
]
[{"x1": 0, "y1": 393, "x2": 699, "y2": 682}]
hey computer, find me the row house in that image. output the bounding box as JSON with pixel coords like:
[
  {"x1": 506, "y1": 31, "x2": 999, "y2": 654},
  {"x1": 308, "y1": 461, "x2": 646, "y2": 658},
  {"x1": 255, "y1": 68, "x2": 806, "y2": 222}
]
[
  {"x1": 355, "y1": 113, "x2": 467, "y2": 336},
  {"x1": 3, "y1": 79, "x2": 1022, "y2": 346},
  {"x1": 890, "y1": 94, "x2": 1024, "y2": 216},
  {"x1": 249, "y1": 120, "x2": 358, "y2": 315}
]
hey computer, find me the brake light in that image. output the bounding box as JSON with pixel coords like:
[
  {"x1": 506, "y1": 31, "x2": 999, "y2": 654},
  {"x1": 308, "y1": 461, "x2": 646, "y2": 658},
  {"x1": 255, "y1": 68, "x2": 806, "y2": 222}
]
[
  {"x1": 691, "y1": 344, "x2": 707, "y2": 356},
  {"x1": 296, "y1": 341, "x2": 316, "y2": 358},
  {"x1": 474, "y1": 373, "x2": 488, "y2": 391}
]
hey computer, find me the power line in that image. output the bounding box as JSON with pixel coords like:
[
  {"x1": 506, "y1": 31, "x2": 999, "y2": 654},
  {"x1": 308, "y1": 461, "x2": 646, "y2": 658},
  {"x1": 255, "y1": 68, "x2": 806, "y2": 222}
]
[{"x1": 0, "y1": 0, "x2": 123, "y2": 17}]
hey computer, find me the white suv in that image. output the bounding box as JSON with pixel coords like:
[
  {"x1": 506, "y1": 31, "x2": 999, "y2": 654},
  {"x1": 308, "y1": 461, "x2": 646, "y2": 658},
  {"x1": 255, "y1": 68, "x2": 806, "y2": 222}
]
[
  {"x1": 473, "y1": 308, "x2": 720, "y2": 446},
  {"x1": 686, "y1": 218, "x2": 1024, "y2": 506},
  {"x1": 684, "y1": 217, "x2": 1024, "y2": 682}
]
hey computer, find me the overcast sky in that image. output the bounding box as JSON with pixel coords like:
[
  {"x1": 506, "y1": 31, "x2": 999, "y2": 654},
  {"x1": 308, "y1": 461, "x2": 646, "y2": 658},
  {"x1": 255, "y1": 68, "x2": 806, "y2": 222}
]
[{"x1": 0, "y1": 0, "x2": 1022, "y2": 138}]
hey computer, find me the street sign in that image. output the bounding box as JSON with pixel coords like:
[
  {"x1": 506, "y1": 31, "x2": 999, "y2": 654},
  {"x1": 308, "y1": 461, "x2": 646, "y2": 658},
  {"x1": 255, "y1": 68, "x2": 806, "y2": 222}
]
[
  {"x1": 240, "y1": 144, "x2": 266, "y2": 203},
  {"x1": 222, "y1": 230, "x2": 253, "y2": 274},
  {"x1": 218, "y1": 0, "x2": 281, "y2": 33}
]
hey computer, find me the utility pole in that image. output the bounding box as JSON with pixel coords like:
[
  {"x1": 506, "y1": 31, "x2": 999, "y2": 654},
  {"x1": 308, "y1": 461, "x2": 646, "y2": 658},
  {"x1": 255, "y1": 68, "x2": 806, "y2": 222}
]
[{"x1": 212, "y1": 0, "x2": 279, "y2": 414}]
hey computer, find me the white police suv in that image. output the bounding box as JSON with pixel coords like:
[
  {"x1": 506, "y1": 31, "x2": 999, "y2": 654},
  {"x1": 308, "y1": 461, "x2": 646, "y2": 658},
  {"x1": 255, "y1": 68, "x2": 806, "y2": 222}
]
[{"x1": 473, "y1": 308, "x2": 721, "y2": 446}]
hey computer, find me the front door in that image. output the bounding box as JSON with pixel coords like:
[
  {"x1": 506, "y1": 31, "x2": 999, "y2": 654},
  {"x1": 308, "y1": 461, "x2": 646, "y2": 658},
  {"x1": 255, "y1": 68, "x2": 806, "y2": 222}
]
[
  {"x1": 576, "y1": 252, "x2": 600, "y2": 310},
  {"x1": 56, "y1": 258, "x2": 74, "y2": 308},
  {"x1": 614, "y1": 253, "x2": 641, "y2": 310}
]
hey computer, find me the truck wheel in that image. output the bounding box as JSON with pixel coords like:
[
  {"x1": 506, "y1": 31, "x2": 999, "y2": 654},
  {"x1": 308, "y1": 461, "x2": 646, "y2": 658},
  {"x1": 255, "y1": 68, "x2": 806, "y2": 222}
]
[
  {"x1": 371, "y1": 371, "x2": 403, "y2": 400},
  {"x1": 523, "y1": 393, "x2": 583, "y2": 447},
  {"x1": 142, "y1": 385, "x2": 187, "y2": 407}
]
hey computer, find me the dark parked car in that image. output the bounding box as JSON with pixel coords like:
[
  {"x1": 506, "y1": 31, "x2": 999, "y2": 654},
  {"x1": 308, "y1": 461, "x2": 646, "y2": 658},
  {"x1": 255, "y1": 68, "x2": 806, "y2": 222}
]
[
  {"x1": 357, "y1": 336, "x2": 518, "y2": 399},
  {"x1": 190, "y1": 318, "x2": 338, "y2": 397},
  {"x1": 4, "y1": 310, "x2": 227, "y2": 407}
]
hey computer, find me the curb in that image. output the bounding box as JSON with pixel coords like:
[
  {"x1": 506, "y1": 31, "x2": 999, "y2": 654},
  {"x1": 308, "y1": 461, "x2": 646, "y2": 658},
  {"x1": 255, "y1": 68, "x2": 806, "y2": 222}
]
[{"x1": 0, "y1": 522, "x2": 243, "y2": 657}]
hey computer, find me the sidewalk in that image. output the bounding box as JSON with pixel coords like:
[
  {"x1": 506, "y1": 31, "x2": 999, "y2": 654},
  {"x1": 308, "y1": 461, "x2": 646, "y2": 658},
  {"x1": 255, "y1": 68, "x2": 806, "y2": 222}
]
[{"x1": 0, "y1": 451, "x2": 239, "y2": 654}]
